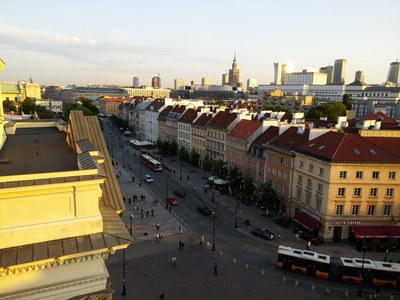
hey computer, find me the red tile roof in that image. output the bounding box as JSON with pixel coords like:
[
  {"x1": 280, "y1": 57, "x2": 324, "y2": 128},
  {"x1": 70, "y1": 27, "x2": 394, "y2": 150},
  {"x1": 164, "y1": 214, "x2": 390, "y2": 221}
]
[
  {"x1": 360, "y1": 111, "x2": 398, "y2": 124},
  {"x1": 206, "y1": 111, "x2": 238, "y2": 129},
  {"x1": 268, "y1": 126, "x2": 310, "y2": 151},
  {"x1": 228, "y1": 119, "x2": 262, "y2": 140},
  {"x1": 362, "y1": 137, "x2": 400, "y2": 158},
  {"x1": 158, "y1": 105, "x2": 173, "y2": 121},
  {"x1": 166, "y1": 105, "x2": 186, "y2": 119},
  {"x1": 178, "y1": 108, "x2": 198, "y2": 124},
  {"x1": 193, "y1": 112, "x2": 213, "y2": 126},
  {"x1": 252, "y1": 126, "x2": 280, "y2": 146},
  {"x1": 146, "y1": 99, "x2": 165, "y2": 111},
  {"x1": 295, "y1": 132, "x2": 400, "y2": 162}
]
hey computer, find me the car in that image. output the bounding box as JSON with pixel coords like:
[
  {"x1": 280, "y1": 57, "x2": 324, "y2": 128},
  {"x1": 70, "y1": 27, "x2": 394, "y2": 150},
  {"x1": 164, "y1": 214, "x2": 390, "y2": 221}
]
[
  {"x1": 144, "y1": 174, "x2": 154, "y2": 183},
  {"x1": 198, "y1": 205, "x2": 211, "y2": 216},
  {"x1": 252, "y1": 228, "x2": 274, "y2": 240},
  {"x1": 174, "y1": 189, "x2": 185, "y2": 197},
  {"x1": 167, "y1": 195, "x2": 180, "y2": 206}
]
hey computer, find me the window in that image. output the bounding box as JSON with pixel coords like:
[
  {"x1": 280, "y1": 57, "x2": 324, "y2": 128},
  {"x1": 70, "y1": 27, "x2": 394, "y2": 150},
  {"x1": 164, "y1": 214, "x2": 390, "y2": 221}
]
[
  {"x1": 307, "y1": 178, "x2": 312, "y2": 188},
  {"x1": 370, "y1": 188, "x2": 378, "y2": 197},
  {"x1": 336, "y1": 205, "x2": 344, "y2": 215},
  {"x1": 353, "y1": 188, "x2": 362, "y2": 197},
  {"x1": 308, "y1": 164, "x2": 314, "y2": 172},
  {"x1": 356, "y1": 171, "x2": 363, "y2": 179},
  {"x1": 296, "y1": 188, "x2": 302, "y2": 200},
  {"x1": 389, "y1": 172, "x2": 396, "y2": 180},
  {"x1": 305, "y1": 193, "x2": 311, "y2": 205},
  {"x1": 339, "y1": 171, "x2": 347, "y2": 179},
  {"x1": 316, "y1": 197, "x2": 322, "y2": 210},
  {"x1": 319, "y1": 168, "x2": 324, "y2": 176},
  {"x1": 386, "y1": 188, "x2": 394, "y2": 197},
  {"x1": 338, "y1": 188, "x2": 346, "y2": 196},
  {"x1": 297, "y1": 175, "x2": 303, "y2": 185},
  {"x1": 267, "y1": 167, "x2": 271, "y2": 174},
  {"x1": 383, "y1": 205, "x2": 392, "y2": 216},
  {"x1": 284, "y1": 159, "x2": 288, "y2": 166},
  {"x1": 283, "y1": 173, "x2": 288, "y2": 181},
  {"x1": 352, "y1": 205, "x2": 360, "y2": 216},
  {"x1": 367, "y1": 205, "x2": 375, "y2": 216},
  {"x1": 317, "y1": 183, "x2": 323, "y2": 194},
  {"x1": 299, "y1": 161, "x2": 304, "y2": 169},
  {"x1": 372, "y1": 171, "x2": 380, "y2": 179}
]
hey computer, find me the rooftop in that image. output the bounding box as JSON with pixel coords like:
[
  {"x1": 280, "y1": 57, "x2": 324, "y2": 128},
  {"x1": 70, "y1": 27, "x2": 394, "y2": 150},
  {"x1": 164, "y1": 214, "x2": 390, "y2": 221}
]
[
  {"x1": 0, "y1": 126, "x2": 77, "y2": 176},
  {"x1": 228, "y1": 119, "x2": 262, "y2": 140}
]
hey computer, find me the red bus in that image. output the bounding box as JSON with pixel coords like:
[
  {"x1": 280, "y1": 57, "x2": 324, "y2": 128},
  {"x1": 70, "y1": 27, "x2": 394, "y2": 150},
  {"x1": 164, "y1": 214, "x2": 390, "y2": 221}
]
[{"x1": 140, "y1": 154, "x2": 163, "y2": 171}]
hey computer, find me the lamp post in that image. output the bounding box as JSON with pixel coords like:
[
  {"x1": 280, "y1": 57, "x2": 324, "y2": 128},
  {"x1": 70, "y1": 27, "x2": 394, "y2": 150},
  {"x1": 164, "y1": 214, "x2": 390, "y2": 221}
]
[
  {"x1": 179, "y1": 159, "x2": 182, "y2": 180},
  {"x1": 235, "y1": 197, "x2": 238, "y2": 228},
  {"x1": 357, "y1": 239, "x2": 366, "y2": 297},
  {"x1": 165, "y1": 172, "x2": 169, "y2": 209},
  {"x1": 122, "y1": 143, "x2": 125, "y2": 168},
  {"x1": 129, "y1": 215, "x2": 133, "y2": 237},
  {"x1": 212, "y1": 212, "x2": 216, "y2": 251},
  {"x1": 211, "y1": 168, "x2": 215, "y2": 202},
  {"x1": 121, "y1": 249, "x2": 127, "y2": 296}
]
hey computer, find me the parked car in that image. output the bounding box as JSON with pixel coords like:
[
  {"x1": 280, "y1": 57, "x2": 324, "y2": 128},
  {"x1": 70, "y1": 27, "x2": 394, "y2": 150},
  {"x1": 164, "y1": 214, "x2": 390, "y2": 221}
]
[
  {"x1": 167, "y1": 195, "x2": 180, "y2": 206},
  {"x1": 174, "y1": 189, "x2": 185, "y2": 197},
  {"x1": 252, "y1": 228, "x2": 274, "y2": 240},
  {"x1": 198, "y1": 205, "x2": 211, "y2": 216},
  {"x1": 144, "y1": 174, "x2": 154, "y2": 183}
]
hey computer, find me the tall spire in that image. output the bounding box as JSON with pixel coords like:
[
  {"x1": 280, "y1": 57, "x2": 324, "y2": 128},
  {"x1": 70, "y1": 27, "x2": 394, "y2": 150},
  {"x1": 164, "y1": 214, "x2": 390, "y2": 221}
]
[{"x1": 233, "y1": 51, "x2": 237, "y2": 63}]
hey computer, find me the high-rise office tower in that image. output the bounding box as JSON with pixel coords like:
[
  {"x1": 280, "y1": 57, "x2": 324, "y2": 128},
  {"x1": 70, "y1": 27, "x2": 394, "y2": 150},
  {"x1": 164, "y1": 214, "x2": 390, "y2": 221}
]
[
  {"x1": 319, "y1": 65, "x2": 334, "y2": 84},
  {"x1": 222, "y1": 72, "x2": 229, "y2": 85},
  {"x1": 355, "y1": 71, "x2": 365, "y2": 83},
  {"x1": 274, "y1": 63, "x2": 287, "y2": 85},
  {"x1": 387, "y1": 61, "x2": 400, "y2": 84},
  {"x1": 132, "y1": 76, "x2": 140, "y2": 87},
  {"x1": 202, "y1": 77, "x2": 211, "y2": 86},
  {"x1": 228, "y1": 53, "x2": 240, "y2": 87},
  {"x1": 174, "y1": 78, "x2": 185, "y2": 90},
  {"x1": 152, "y1": 75, "x2": 161, "y2": 89},
  {"x1": 333, "y1": 59, "x2": 347, "y2": 85},
  {"x1": 247, "y1": 78, "x2": 257, "y2": 90}
]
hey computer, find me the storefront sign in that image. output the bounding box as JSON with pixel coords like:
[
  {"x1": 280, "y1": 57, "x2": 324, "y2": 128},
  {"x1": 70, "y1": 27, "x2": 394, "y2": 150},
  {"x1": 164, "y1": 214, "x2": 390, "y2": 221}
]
[
  {"x1": 332, "y1": 220, "x2": 361, "y2": 225},
  {"x1": 302, "y1": 209, "x2": 321, "y2": 221}
]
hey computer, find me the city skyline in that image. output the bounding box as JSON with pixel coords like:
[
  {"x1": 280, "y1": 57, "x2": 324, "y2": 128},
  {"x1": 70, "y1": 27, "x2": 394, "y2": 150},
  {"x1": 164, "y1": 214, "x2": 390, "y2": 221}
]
[{"x1": 0, "y1": 0, "x2": 399, "y2": 88}]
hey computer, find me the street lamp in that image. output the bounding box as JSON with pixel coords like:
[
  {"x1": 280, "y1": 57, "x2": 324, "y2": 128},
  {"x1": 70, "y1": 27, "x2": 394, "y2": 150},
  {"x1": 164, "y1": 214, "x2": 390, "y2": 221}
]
[
  {"x1": 180, "y1": 160, "x2": 182, "y2": 180},
  {"x1": 122, "y1": 249, "x2": 127, "y2": 296},
  {"x1": 122, "y1": 143, "x2": 125, "y2": 168},
  {"x1": 235, "y1": 197, "x2": 238, "y2": 228},
  {"x1": 212, "y1": 212, "x2": 216, "y2": 251},
  {"x1": 165, "y1": 172, "x2": 169, "y2": 209},
  {"x1": 357, "y1": 239, "x2": 366, "y2": 297},
  {"x1": 129, "y1": 215, "x2": 133, "y2": 237}
]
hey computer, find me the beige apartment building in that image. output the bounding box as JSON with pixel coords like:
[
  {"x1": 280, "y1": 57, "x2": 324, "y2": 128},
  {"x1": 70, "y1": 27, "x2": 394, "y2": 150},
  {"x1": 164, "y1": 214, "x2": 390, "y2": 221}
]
[
  {"x1": 192, "y1": 111, "x2": 213, "y2": 167},
  {"x1": 165, "y1": 105, "x2": 186, "y2": 143},
  {"x1": 292, "y1": 130, "x2": 400, "y2": 242}
]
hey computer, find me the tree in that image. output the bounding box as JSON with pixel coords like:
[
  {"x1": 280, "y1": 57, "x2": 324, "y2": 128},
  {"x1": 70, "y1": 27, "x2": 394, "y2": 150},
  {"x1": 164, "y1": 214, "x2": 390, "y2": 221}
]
[
  {"x1": 190, "y1": 149, "x2": 200, "y2": 168},
  {"x1": 3, "y1": 100, "x2": 17, "y2": 112},
  {"x1": 263, "y1": 105, "x2": 290, "y2": 114},
  {"x1": 79, "y1": 97, "x2": 99, "y2": 115},
  {"x1": 35, "y1": 105, "x2": 55, "y2": 119},
  {"x1": 203, "y1": 154, "x2": 212, "y2": 172},
  {"x1": 226, "y1": 166, "x2": 243, "y2": 195},
  {"x1": 21, "y1": 97, "x2": 36, "y2": 114},
  {"x1": 256, "y1": 181, "x2": 278, "y2": 209},
  {"x1": 305, "y1": 102, "x2": 347, "y2": 121},
  {"x1": 342, "y1": 94, "x2": 353, "y2": 110},
  {"x1": 213, "y1": 159, "x2": 228, "y2": 179}
]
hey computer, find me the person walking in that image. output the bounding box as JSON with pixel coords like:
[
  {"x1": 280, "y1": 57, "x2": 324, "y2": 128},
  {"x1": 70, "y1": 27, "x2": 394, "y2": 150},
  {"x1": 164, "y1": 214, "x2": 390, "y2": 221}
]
[
  {"x1": 214, "y1": 262, "x2": 218, "y2": 276},
  {"x1": 193, "y1": 186, "x2": 196, "y2": 193},
  {"x1": 306, "y1": 240, "x2": 311, "y2": 250},
  {"x1": 200, "y1": 234, "x2": 204, "y2": 246},
  {"x1": 151, "y1": 208, "x2": 154, "y2": 217},
  {"x1": 160, "y1": 292, "x2": 165, "y2": 300},
  {"x1": 156, "y1": 223, "x2": 160, "y2": 231}
]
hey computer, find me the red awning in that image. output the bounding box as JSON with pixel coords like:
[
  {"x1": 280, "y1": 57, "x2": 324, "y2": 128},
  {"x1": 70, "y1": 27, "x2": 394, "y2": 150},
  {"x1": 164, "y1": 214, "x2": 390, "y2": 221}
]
[
  {"x1": 293, "y1": 212, "x2": 320, "y2": 230},
  {"x1": 383, "y1": 226, "x2": 400, "y2": 238},
  {"x1": 351, "y1": 226, "x2": 400, "y2": 238}
]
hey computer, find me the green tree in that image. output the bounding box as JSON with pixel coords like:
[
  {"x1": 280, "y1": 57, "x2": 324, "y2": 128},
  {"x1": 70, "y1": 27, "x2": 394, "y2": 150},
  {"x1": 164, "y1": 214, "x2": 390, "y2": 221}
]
[
  {"x1": 79, "y1": 97, "x2": 99, "y2": 115},
  {"x1": 241, "y1": 177, "x2": 255, "y2": 203},
  {"x1": 256, "y1": 181, "x2": 278, "y2": 208},
  {"x1": 342, "y1": 94, "x2": 353, "y2": 110},
  {"x1": 227, "y1": 166, "x2": 243, "y2": 195},
  {"x1": 305, "y1": 102, "x2": 347, "y2": 121},
  {"x1": 213, "y1": 159, "x2": 228, "y2": 179},
  {"x1": 35, "y1": 105, "x2": 55, "y2": 119},
  {"x1": 203, "y1": 154, "x2": 212, "y2": 172},
  {"x1": 21, "y1": 97, "x2": 36, "y2": 114},
  {"x1": 190, "y1": 149, "x2": 200, "y2": 167},
  {"x1": 2, "y1": 100, "x2": 17, "y2": 112},
  {"x1": 263, "y1": 105, "x2": 290, "y2": 113}
]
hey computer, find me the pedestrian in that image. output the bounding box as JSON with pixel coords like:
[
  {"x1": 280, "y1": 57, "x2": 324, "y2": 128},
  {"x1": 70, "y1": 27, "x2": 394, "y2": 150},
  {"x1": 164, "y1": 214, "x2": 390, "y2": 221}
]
[
  {"x1": 181, "y1": 242, "x2": 185, "y2": 250},
  {"x1": 132, "y1": 175, "x2": 135, "y2": 183},
  {"x1": 128, "y1": 198, "x2": 131, "y2": 204},
  {"x1": 306, "y1": 241, "x2": 311, "y2": 250},
  {"x1": 146, "y1": 210, "x2": 149, "y2": 217},
  {"x1": 214, "y1": 262, "x2": 218, "y2": 276},
  {"x1": 156, "y1": 233, "x2": 160, "y2": 243},
  {"x1": 295, "y1": 233, "x2": 299, "y2": 241},
  {"x1": 138, "y1": 180, "x2": 142, "y2": 188},
  {"x1": 160, "y1": 292, "x2": 165, "y2": 300},
  {"x1": 179, "y1": 226, "x2": 183, "y2": 233},
  {"x1": 128, "y1": 178, "x2": 131, "y2": 184},
  {"x1": 179, "y1": 240, "x2": 182, "y2": 250},
  {"x1": 123, "y1": 197, "x2": 126, "y2": 203},
  {"x1": 156, "y1": 223, "x2": 160, "y2": 231},
  {"x1": 200, "y1": 234, "x2": 204, "y2": 246},
  {"x1": 187, "y1": 175, "x2": 190, "y2": 181},
  {"x1": 193, "y1": 186, "x2": 196, "y2": 193},
  {"x1": 141, "y1": 207, "x2": 144, "y2": 214},
  {"x1": 151, "y1": 208, "x2": 154, "y2": 217}
]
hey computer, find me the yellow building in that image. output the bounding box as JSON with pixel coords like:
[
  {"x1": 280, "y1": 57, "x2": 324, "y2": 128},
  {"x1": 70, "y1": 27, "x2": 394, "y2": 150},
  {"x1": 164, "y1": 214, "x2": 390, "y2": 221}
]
[
  {"x1": 0, "y1": 111, "x2": 131, "y2": 299},
  {"x1": 0, "y1": 81, "x2": 41, "y2": 102},
  {"x1": 292, "y1": 130, "x2": 400, "y2": 242},
  {"x1": 99, "y1": 97, "x2": 136, "y2": 116}
]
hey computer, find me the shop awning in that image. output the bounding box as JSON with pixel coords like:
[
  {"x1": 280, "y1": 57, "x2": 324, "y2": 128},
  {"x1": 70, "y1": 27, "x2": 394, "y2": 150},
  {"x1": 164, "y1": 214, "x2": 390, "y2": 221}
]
[
  {"x1": 293, "y1": 212, "x2": 320, "y2": 230},
  {"x1": 351, "y1": 226, "x2": 400, "y2": 238}
]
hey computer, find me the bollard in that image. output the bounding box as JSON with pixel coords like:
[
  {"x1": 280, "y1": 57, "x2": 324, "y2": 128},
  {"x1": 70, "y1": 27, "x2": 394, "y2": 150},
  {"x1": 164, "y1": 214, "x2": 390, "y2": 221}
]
[
  {"x1": 325, "y1": 288, "x2": 330, "y2": 295},
  {"x1": 345, "y1": 290, "x2": 349, "y2": 297},
  {"x1": 261, "y1": 270, "x2": 265, "y2": 275},
  {"x1": 245, "y1": 264, "x2": 249, "y2": 269},
  {"x1": 311, "y1": 284, "x2": 315, "y2": 290},
  {"x1": 282, "y1": 276, "x2": 286, "y2": 283},
  {"x1": 295, "y1": 280, "x2": 299, "y2": 286},
  {"x1": 390, "y1": 295, "x2": 394, "y2": 300},
  {"x1": 233, "y1": 258, "x2": 236, "y2": 264},
  {"x1": 219, "y1": 250, "x2": 222, "y2": 256}
]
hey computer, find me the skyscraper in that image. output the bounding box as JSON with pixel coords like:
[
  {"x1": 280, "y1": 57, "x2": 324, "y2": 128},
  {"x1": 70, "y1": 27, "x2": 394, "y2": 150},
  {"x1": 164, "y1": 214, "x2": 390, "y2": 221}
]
[
  {"x1": 273, "y1": 63, "x2": 287, "y2": 85},
  {"x1": 333, "y1": 59, "x2": 347, "y2": 85},
  {"x1": 133, "y1": 76, "x2": 140, "y2": 87},
  {"x1": 387, "y1": 61, "x2": 400, "y2": 84},
  {"x1": 222, "y1": 72, "x2": 229, "y2": 85},
  {"x1": 152, "y1": 75, "x2": 161, "y2": 89},
  {"x1": 228, "y1": 53, "x2": 240, "y2": 87},
  {"x1": 319, "y1": 65, "x2": 334, "y2": 84},
  {"x1": 174, "y1": 78, "x2": 185, "y2": 90},
  {"x1": 202, "y1": 76, "x2": 211, "y2": 86}
]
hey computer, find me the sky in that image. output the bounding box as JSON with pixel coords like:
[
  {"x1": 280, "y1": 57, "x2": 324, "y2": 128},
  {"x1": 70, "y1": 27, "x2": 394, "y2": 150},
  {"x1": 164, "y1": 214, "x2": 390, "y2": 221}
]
[{"x1": 0, "y1": 0, "x2": 399, "y2": 88}]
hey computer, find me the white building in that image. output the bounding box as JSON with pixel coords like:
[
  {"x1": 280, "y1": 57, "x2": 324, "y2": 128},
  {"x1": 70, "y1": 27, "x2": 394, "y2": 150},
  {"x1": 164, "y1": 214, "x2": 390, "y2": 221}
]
[{"x1": 286, "y1": 71, "x2": 327, "y2": 85}]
